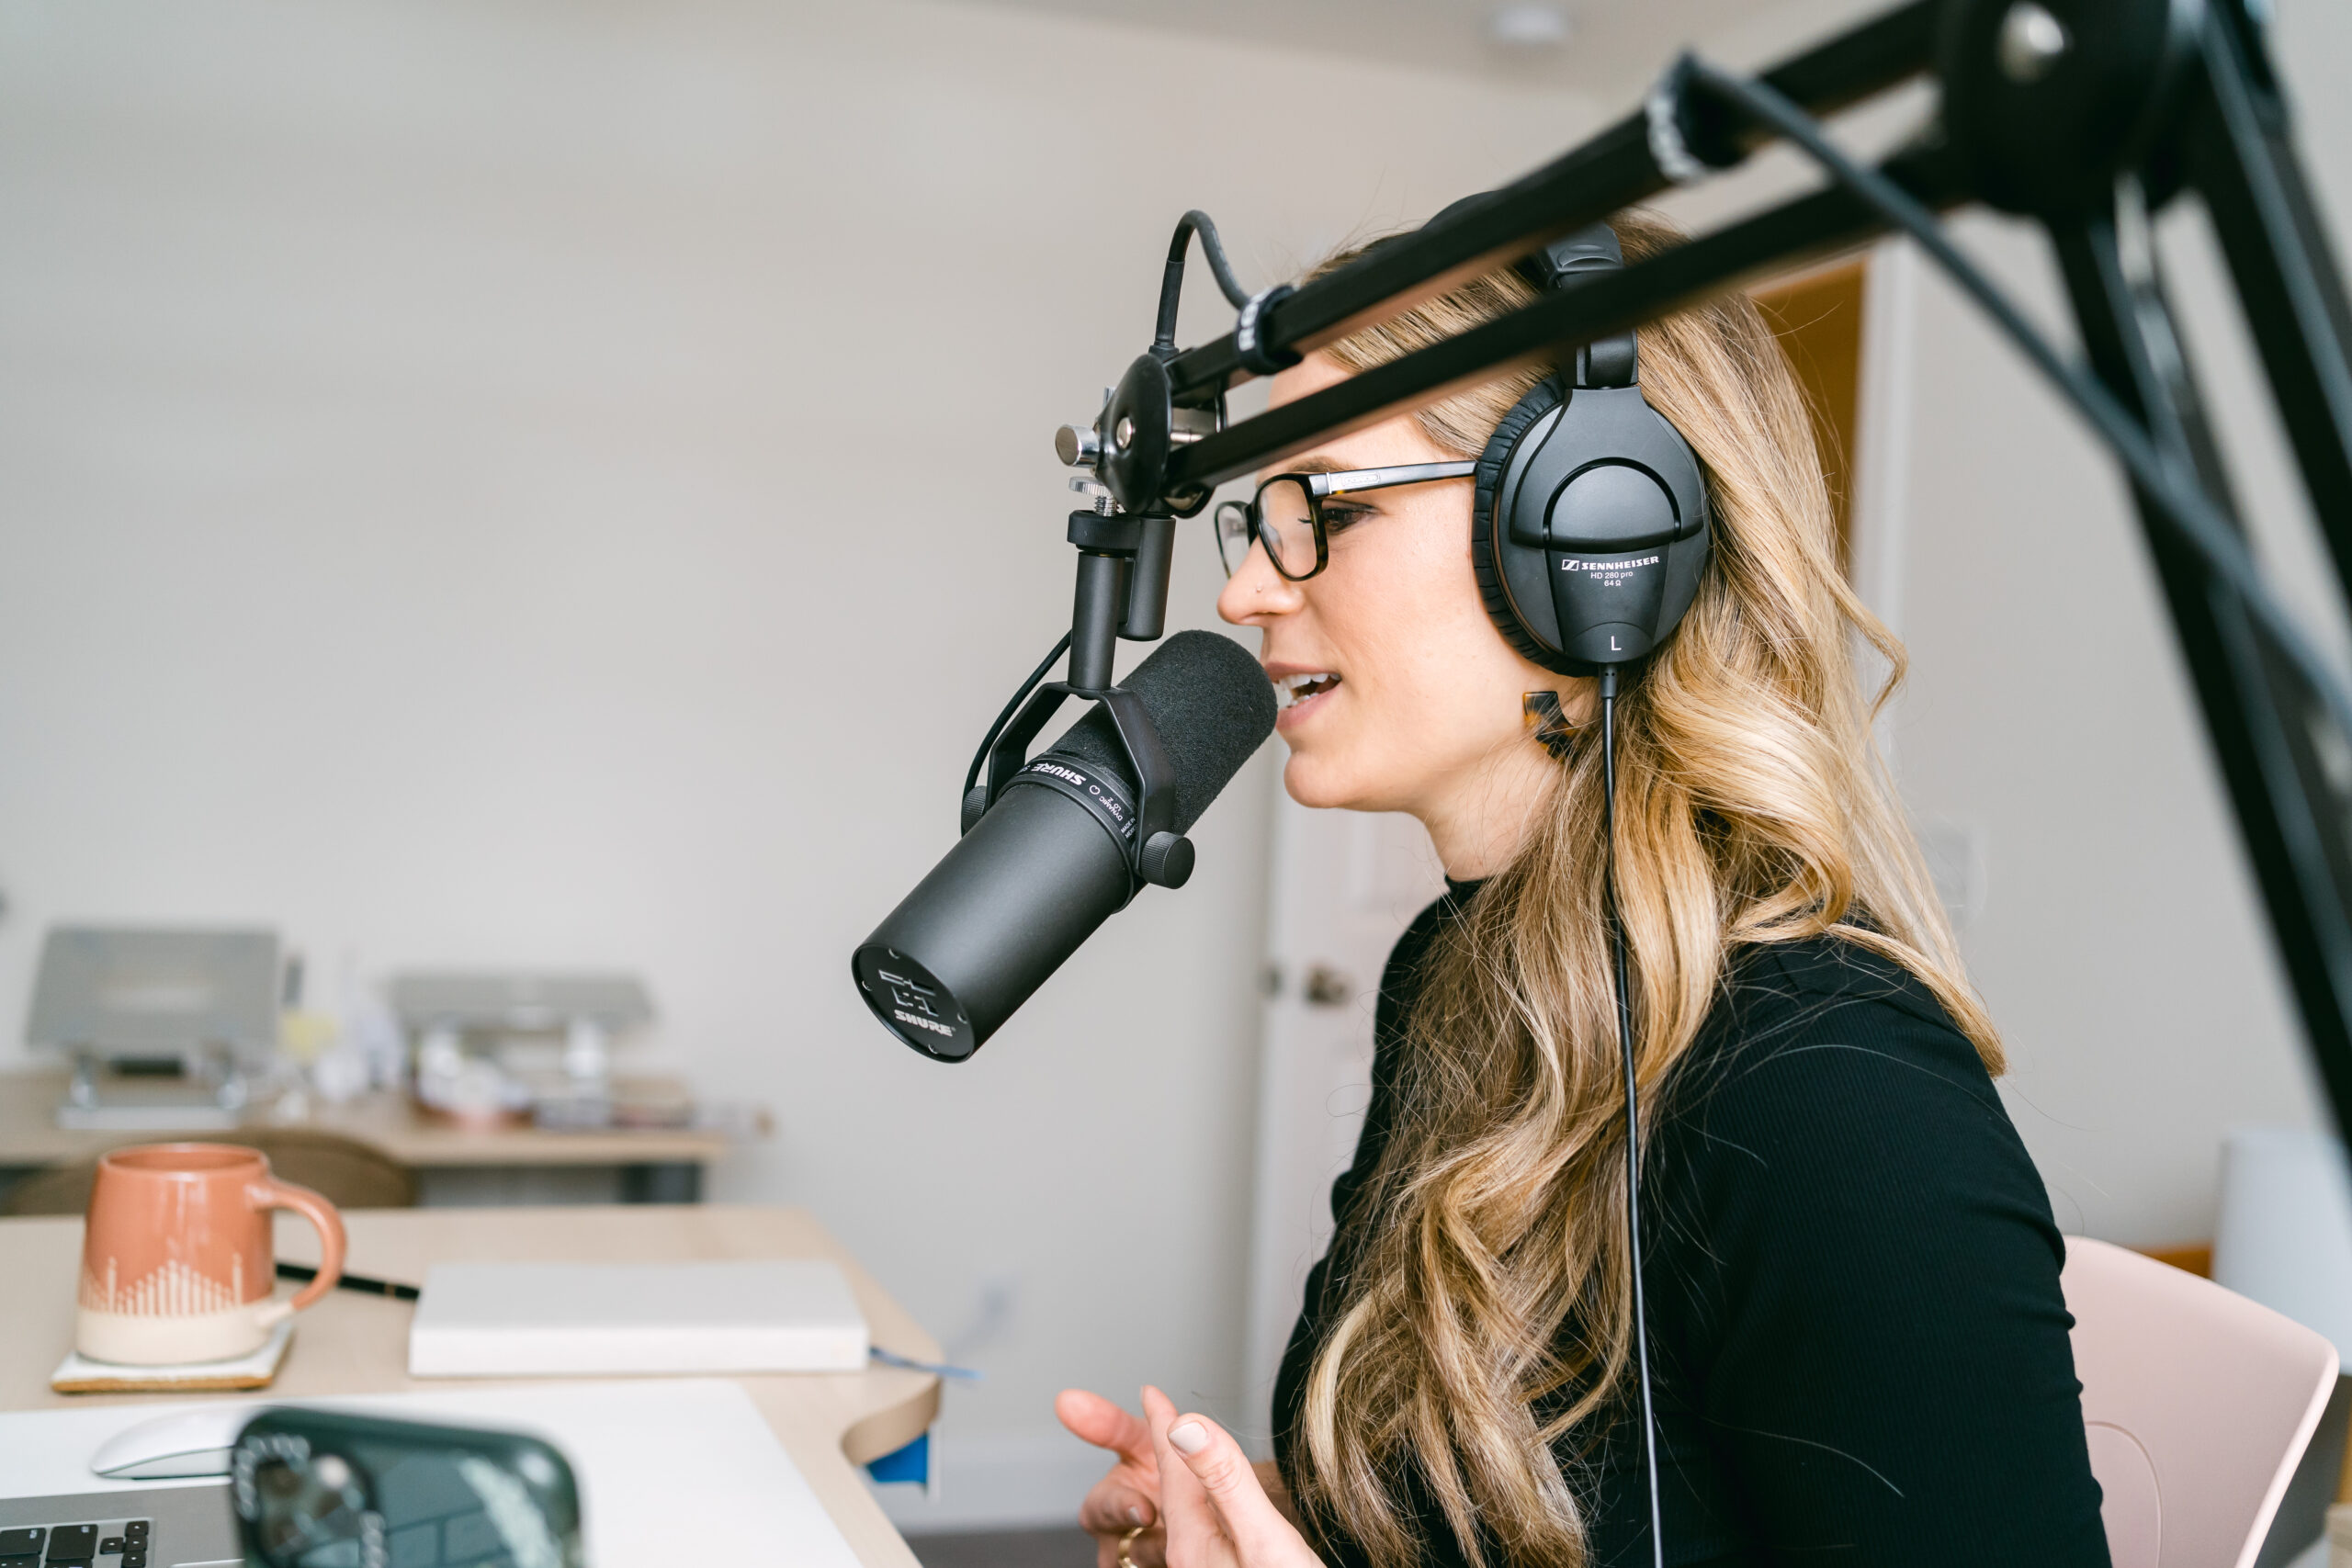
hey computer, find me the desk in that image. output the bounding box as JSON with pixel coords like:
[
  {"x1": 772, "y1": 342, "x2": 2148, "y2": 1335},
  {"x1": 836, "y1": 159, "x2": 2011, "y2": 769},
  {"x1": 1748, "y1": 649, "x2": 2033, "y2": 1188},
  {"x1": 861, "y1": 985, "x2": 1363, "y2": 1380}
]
[
  {"x1": 0, "y1": 1205, "x2": 940, "y2": 1568},
  {"x1": 0, "y1": 1070, "x2": 741, "y2": 1202}
]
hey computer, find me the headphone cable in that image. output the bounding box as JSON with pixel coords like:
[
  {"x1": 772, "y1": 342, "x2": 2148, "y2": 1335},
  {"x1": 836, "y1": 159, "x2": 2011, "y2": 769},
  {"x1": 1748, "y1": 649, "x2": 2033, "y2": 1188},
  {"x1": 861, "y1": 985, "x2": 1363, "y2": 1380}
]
[{"x1": 1600, "y1": 663, "x2": 1667, "y2": 1568}]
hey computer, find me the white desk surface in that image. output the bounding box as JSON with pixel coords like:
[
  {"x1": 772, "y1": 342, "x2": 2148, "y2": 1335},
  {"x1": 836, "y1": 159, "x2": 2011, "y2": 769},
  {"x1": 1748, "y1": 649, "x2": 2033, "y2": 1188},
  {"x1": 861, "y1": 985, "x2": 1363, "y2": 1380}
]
[
  {"x1": 0, "y1": 1381, "x2": 870, "y2": 1567},
  {"x1": 0, "y1": 1204, "x2": 940, "y2": 1568}
]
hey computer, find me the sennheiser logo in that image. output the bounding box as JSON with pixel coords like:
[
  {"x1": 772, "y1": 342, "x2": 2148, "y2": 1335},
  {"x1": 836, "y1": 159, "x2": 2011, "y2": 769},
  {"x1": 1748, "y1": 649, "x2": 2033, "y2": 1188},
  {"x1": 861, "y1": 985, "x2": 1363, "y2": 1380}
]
[
  {"x1": 893, "y1": 1009, "x2": 957, "y2": 1038},
  {"x1": 1562, "y1": 555, "x2": 1661, "y2": 571}
]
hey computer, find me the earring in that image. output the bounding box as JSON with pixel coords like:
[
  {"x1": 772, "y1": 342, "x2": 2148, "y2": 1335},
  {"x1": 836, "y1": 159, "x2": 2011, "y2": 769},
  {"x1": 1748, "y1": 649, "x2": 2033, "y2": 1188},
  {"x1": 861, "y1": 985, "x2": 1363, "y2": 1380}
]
[{"x1": 1522, "y1": 691, "x2": 1579, "y2": 761}]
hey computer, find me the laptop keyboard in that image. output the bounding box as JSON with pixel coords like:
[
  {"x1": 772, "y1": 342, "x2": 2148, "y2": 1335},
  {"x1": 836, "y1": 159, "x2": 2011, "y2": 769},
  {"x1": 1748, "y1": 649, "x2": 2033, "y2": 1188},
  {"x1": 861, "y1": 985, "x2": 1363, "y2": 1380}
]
[{"x1": 0, "y1": 1518, "x2": 149, "y2": 1568}]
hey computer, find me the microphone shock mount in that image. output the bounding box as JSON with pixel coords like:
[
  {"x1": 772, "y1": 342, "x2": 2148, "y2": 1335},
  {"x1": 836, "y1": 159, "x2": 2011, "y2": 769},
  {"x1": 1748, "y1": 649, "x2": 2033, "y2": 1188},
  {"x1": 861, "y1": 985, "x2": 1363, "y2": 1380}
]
[{"x1": 961, "y1": 217, "x2": 1242, "y2": 897}]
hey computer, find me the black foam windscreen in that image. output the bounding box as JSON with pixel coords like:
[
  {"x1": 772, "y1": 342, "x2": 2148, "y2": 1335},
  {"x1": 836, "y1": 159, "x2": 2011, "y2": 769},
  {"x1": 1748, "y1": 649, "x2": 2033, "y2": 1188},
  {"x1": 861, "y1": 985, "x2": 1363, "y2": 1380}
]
[{"x1": 1042, "y1": 629, "x2": 1274, "y2": 832}]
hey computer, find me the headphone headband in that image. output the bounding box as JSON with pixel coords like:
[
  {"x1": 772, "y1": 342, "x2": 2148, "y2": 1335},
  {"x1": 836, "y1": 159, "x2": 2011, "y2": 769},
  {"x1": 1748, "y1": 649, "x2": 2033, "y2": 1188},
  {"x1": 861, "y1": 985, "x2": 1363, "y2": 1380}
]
[{"x1": 1520, "y1": 223, "x2": 1623, "y2": 286}]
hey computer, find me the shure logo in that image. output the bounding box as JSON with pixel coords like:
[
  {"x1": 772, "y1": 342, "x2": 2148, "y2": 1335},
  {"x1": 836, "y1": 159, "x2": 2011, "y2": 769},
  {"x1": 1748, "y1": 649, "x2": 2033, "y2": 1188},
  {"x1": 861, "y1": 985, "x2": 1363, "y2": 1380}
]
[
  {"x1": 1031, "y1": 762, "x2": 1088, "y2": 786},
  {"x1": 1562, "y1": 555, "x2": 1662, "y2": 571},
  {"x1": 893, "y1": 1009, "x2": 957, "y2": 1037}
]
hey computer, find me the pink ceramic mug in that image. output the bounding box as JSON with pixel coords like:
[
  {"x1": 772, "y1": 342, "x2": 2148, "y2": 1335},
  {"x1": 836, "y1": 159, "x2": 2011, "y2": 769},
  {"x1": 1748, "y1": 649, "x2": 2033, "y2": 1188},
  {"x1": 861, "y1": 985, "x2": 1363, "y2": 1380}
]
[{"x1": 76, "y1": 1142, "x2": 347, "y2": 1366}]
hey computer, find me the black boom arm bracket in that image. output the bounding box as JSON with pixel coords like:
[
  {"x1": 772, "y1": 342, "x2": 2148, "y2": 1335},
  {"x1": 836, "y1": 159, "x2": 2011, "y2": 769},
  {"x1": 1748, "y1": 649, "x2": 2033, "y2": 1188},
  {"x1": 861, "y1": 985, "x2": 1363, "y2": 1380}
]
[{"x1": 1024, "y1": 0, "x2": 2352, "y2": 1139}]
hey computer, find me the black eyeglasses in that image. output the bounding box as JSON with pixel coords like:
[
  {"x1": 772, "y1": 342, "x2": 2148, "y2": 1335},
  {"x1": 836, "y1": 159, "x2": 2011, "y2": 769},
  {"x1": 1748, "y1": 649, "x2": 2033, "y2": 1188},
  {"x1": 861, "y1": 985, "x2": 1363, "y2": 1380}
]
[{"x1": 1212, "y1": 460, "x2": 1477, "y2": 581}]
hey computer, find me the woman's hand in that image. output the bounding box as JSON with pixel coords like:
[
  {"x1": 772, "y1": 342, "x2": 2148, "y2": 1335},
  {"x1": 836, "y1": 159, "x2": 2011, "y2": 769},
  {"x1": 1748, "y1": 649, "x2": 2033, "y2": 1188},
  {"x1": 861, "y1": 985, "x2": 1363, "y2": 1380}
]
[
  {"x1": 1058, "y1": 1388, "x2": 1167, "y2": 1568},
  {"x1": 1144, "y1": 1385, "x2": 1324, "y2": 1568}
]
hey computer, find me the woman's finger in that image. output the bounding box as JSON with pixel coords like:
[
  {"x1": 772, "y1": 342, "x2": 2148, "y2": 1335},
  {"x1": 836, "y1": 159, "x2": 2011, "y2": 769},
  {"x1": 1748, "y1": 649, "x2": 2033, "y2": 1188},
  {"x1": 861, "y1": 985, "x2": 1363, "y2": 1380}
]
[
  {"x1": 1144, "y1": 1384, "x2": 1224, "y2": 1565},
  {"x1": 1059, "y1": 1387, "x2": 1160, "y2": 1470},
  {"x1": 1162, "y1": 1413, "x2": 1309, "y2": 1564},
  {"x1": 1079, "y1": 1480, "x2": 1160, "y2": 1538},
  {"x1": 1064, "y1": 1386, "x2": 1163, "y2": 1537}
]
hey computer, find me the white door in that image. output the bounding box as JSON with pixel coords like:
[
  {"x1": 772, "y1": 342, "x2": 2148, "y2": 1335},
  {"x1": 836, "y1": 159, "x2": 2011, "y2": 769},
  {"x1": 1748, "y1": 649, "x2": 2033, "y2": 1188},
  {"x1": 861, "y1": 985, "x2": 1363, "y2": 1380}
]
[{"x1": 1239, "y1": 781, "x2": 1445, "y2": 1448}]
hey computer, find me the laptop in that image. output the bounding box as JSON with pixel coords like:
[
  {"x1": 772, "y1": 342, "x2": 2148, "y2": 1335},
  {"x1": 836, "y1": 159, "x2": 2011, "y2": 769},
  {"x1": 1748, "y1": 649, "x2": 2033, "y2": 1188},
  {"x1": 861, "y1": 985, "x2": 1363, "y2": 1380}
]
[
  {"x1": 0, "y1": 1381, "x2": 865, "y2": 1567},
  {"x1": 0, "y1": 1491, "x2": 228, "y2": 1568}
]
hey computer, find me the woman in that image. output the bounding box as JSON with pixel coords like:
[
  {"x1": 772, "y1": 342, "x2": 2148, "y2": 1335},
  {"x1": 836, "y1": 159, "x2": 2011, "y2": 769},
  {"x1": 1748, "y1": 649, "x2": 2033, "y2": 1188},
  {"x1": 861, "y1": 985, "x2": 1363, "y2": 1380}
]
[{"x1": 1057, "y1": 210, "x2": 2110, "y2": 1567}]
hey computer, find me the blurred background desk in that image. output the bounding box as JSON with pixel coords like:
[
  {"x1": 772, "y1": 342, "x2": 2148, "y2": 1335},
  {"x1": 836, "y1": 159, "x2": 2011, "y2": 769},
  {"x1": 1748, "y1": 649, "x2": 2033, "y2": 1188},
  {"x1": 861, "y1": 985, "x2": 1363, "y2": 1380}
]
[
  {"x1": 0, "y1": 1070, "x2": 742, "y2": 1208},
  {"x1": 0, "y1": 1204, "x2": 939, "y2": 1568}
]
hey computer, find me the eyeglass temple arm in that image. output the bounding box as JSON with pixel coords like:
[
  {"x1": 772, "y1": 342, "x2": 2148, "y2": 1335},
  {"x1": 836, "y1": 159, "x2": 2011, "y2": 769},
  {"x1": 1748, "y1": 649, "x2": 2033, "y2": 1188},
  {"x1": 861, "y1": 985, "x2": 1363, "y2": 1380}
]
[{"x1": 1311, "y1": 460, "x2": 1480, "y2": 497}]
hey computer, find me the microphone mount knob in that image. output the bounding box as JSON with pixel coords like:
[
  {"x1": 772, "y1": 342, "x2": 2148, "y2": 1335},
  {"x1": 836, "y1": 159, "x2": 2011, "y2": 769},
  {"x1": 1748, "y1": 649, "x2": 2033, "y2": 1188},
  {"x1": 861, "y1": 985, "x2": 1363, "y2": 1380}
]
[
  {"x1": 1138, "y1": 831, "x2": 1194, "y2": 889},
  {"x1": 1056, "y1": 423, "x2": 1102, "y2": 468}
]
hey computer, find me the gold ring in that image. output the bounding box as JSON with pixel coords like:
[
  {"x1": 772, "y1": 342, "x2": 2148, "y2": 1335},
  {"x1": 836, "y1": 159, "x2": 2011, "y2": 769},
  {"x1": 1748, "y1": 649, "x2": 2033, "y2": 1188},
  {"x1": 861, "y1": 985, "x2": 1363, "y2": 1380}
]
[{"x1": 1118, "y1": 1523, "x2": 1147, "y2": 1568}]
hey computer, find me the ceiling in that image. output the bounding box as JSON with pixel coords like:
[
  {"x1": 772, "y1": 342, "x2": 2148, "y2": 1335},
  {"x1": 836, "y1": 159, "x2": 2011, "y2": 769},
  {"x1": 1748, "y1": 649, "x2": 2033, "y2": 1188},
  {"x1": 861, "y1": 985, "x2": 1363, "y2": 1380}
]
[{"x1": 944, "y1": 0, "x2": 1894, "y2": 106}]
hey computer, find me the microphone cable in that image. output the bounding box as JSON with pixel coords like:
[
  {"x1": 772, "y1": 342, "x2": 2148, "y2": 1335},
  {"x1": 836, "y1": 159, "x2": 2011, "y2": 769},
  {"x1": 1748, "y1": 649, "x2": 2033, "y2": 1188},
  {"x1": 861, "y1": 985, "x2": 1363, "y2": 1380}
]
[
  {"x1": 1664, "y1": 54, "x2": 2352, "y2": 762},
  {"x1": 1600, "y1": 663, "x2": 1666, "y2": 1568},
  {"x1": 1156, "y1": 210, "x2": 1255, "y2": 353},
  {"x1": 964, "y1": 630, "x2": 1075, "y2": 801}
]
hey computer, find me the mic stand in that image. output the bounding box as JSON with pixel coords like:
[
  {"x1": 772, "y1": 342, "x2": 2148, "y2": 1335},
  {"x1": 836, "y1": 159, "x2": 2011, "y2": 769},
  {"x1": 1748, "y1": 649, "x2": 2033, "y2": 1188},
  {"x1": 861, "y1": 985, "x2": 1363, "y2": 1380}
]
[
  {"x1": 964, "y1": 210, "x2": 1232, "y2": 893},
  {"x1": 961, "y1": 496, "x2": 1196, "y2": 895},
  {"x1": 1035, "y1": 0, "x2": 2352, "y2": 1150}
]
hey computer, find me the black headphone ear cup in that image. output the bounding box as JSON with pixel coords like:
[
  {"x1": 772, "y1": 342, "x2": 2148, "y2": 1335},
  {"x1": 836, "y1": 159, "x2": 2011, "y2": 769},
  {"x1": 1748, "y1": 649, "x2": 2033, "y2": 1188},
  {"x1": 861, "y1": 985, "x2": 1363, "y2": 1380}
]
[{"x1": 1471, "y1": 377, "x2": 1578, "y2": 675}]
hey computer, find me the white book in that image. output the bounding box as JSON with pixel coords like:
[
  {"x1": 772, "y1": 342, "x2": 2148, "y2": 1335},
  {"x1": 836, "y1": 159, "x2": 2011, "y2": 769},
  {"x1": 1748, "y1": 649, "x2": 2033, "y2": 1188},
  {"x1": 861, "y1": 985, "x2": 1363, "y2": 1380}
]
[{"x1": 407, "y1": 1259, "x2": 869, "y2": 1377}]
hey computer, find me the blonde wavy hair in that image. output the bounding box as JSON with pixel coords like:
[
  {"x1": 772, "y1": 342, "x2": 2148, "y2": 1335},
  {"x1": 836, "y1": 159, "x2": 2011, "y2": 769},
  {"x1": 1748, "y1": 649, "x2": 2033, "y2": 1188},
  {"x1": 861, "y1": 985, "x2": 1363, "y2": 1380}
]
[{"x1": 1289, "y1": 209, "x2": 2001, "y2": 1568}]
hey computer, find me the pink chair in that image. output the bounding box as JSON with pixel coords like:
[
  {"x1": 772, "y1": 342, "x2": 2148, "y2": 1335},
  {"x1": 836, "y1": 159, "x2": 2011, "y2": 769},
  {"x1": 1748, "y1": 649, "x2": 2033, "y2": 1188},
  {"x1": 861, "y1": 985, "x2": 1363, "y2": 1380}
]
[{"x1": 2064, "y1": 1236, "x2": 2340, "y2": 1568}]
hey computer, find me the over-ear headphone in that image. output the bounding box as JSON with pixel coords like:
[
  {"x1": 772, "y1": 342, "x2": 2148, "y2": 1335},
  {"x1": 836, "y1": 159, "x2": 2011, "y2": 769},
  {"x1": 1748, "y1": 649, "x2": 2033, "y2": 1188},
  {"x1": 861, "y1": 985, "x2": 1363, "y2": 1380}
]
[{"x1": 1464, "y1": 220, "x2": 1713, "y2": 675}]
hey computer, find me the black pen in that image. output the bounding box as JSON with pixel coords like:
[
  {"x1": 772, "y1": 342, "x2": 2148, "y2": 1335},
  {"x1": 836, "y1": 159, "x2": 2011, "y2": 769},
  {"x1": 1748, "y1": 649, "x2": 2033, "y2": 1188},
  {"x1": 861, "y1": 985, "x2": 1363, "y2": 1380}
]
[{"x1": 277, "y1": 1260, "x2": 422, "y2": 1302}]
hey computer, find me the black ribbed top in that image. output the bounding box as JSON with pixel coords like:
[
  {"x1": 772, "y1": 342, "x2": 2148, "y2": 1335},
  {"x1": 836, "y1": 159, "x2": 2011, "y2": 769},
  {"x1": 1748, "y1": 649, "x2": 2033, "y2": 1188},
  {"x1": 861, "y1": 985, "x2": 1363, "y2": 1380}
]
[{"x1": 1272, "y1": 886, "x2": 2111, "y2": 1567}]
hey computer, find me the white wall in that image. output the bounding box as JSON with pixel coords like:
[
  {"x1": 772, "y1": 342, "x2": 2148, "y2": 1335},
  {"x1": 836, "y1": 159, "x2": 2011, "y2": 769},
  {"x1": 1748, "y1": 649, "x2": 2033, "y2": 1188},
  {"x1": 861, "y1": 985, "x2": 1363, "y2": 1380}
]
[
  {"x1": 12, "y1": 0, "x2": 2349, "y2": 1529},
  {"x1": 0, "y1": 0, "x2": 1603, "y2": 1529}
]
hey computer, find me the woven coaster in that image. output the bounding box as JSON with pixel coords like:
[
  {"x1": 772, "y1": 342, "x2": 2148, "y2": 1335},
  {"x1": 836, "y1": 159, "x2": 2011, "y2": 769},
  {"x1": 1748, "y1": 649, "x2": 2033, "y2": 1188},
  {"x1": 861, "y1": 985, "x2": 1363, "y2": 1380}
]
[{"x1": 50, "y1": 1319, "x2": 292, "y2": 1394}]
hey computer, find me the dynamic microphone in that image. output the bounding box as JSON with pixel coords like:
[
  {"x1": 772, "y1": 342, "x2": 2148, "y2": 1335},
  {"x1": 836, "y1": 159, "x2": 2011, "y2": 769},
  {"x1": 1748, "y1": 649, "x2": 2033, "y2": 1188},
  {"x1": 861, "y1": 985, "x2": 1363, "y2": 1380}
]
[{"x1": 853, "y1": 629, "x2": 1275, "y2": 1062}]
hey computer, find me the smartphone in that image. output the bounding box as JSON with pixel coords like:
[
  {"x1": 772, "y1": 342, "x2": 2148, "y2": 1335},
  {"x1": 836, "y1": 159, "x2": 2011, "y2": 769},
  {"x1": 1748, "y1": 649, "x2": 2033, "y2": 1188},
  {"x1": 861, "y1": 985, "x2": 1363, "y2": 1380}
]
[{"x1": 230, "y1": 1406, "x2": 584, "y2": 1568}]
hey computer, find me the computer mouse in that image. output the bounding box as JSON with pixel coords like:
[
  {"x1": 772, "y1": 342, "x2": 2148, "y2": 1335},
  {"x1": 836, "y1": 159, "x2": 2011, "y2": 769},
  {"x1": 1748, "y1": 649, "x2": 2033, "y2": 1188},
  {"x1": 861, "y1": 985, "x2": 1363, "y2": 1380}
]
[{"x1": 88, "y1": 1404, "x2": 261, "y2": 1480}]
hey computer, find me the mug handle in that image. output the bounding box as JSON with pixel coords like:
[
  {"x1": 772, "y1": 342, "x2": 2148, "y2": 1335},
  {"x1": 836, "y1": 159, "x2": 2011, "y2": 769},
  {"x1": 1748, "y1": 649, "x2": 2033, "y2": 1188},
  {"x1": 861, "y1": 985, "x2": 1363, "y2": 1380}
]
[{"x1": 245, "y1": 1178, "x2": 347, "y2": 1324}]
